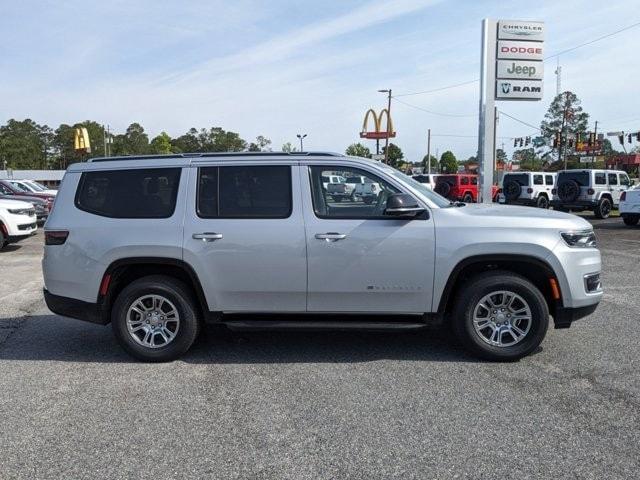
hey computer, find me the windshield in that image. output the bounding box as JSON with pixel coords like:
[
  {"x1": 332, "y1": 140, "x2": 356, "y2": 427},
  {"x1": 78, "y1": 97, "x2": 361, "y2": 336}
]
[
  {"x1": 10, "y1": 181, "x2": 30, "y2": 192},
  {"x1": 25, "y1": 181, "x2": 46, "y2": 191},
  {"x1": 383, "y1": 167, "x2": 451, "y2": 208}
]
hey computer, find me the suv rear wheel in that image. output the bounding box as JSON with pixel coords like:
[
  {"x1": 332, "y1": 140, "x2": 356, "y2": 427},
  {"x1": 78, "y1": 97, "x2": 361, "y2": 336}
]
[
  {"x1": 111, "y1": 275, "x2": 201, "y2": 362},
  {"x1": 452, "y1": 271, "x2": 549, "y2": 361},
  {"x1": 623, "y1": 214, "x2": 639, "y2": 226},
  {"x1": 594, "y1": 197, "x2": 612, "y2": 219},
  {"x1": 536, "y1": 195, "x2": 549, "y2": 209}
]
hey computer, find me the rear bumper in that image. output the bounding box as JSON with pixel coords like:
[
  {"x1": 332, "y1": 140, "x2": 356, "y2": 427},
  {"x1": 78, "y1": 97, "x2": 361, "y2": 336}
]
[
  {"x1": 43, "y1": 289, "x2": 109, "y2": 325},
  {"x1": 553, "y1": 303, "x2": 599, "y2": 329},
  {"x1": 551, "y1": 200, "x2": 598, "y2": 209}
]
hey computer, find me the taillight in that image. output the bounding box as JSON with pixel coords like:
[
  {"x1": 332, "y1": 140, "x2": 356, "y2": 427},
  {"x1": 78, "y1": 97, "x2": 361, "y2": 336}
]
[
  {"x1": 621, "y1": 191, "x2": 627, "y2": 202},
  {"x1": 45, "y1": 230, "x2": 69, "y2": 245},
  {"x1": 527, "y1": 188, "x2": 533, "y2": 193},
  {"x1": 552, "y1": 189, "x2": 557, "y2": 195},
  {"x1": 587, "y1": 188, "x2": 595, "y2": 195}
]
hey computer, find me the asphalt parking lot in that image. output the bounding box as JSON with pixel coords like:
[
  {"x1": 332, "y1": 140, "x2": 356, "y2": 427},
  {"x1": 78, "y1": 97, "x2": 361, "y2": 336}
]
[{"x1": 1, "y1": 218, "x2": 639, "y2": 479}]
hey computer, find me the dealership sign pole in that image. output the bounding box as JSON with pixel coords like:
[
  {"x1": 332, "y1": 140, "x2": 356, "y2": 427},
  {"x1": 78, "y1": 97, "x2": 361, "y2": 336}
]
[{"x1": 478, "y1": 19, "x2": 545, "y2": 203}]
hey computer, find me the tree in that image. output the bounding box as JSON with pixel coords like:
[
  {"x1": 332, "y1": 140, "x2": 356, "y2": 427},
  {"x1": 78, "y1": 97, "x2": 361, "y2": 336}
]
[
  {"x1": 541, "y1": 91, "x2": 589, "y2": 162},
  {"x1": 513, "y1": 148, "x2": 543, "y2": 171},
  {"x1": 150, "y1": 132, "x2": 173, "y2": 154},
  {"x1": 0, "y1": 119, "x2": 52, "y2": 169},
  {"x1": 172, "y1": 128, "x2": 200, "y2": 153},
  {"x1": 421, "y1": 154, "x2": 438, "y2": 172},
  {"x1": 439, "y1": 151, "x2": 458, "y2": 173},
  {"x1": 345, "y1": 143, "x2": 371, "y2": 158},
  {"x1": 247, "y1": 135, "x2": 272, "y2": 152},
  {"x1": 381, "y1": 143, "x2": 403, "y2": 167},
  {"x1": 112, "y1": 123, "x2": 150, "y2": 156},
  {"x1": 281, "y1": 142, "x2": 297, "y2": 153}
]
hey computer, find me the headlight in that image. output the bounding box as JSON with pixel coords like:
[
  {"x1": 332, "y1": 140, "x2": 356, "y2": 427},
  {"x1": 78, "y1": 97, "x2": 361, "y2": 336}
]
[
  {"x1": 7, "y1": 208, "x2": 31, "y2": 215},
  {"x1": 561, "y1": 230, "x2": 597, "y2": 248}
]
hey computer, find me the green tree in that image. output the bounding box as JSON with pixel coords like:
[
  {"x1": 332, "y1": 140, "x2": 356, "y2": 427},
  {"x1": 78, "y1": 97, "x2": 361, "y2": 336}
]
[
  {"x1": 513, "y1": 147, "x2": 543, "y2": 171},
  {"x1": 421, "y1": 154, "x2": 438, "y2": 172},
  {"x1": 541, "y1": 91, "x2": 589, "y2": 162},
  {"x1": 247, "y1": 135, "x2": 272, "y2": 152},
  {"x1": 112, "y1": 123, "x2": 149, "y2": 156},
  {"x1": 282, "y1": 142, "x2": 297, "y2": 153},
  {"x1": 0, "y1": 119, "x2": 51, "y2": 169},
  {"x1": 439, "y1": 150, "x2": 458, "y2": 173},
  {"x1": 172, "y1": 128, "x2": 200, "y2": 153},
  {"x1": 381, "y1": 143, "x2": 403, "y2": 167},
  {"x1": 345, "y1": 143, "x2": 372, "y2": 158},
  {"x1": 150, "y1": 132, "x2": 174, "y2": 154}
]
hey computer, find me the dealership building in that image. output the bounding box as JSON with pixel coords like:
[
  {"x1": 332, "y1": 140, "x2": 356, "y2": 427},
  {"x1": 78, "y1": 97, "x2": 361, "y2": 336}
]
[{"x1": 0, "y1": 170, "x2": 66, "y2": 187}]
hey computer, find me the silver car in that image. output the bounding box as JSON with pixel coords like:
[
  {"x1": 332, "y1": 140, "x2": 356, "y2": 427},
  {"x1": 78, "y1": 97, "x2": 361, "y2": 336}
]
[{"x1": 43, "y1": 152, "x2": 602, "y2": 362}]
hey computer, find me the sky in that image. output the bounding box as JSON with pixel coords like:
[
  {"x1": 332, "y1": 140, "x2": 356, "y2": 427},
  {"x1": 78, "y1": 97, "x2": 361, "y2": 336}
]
[{"x1": 2, "y1": 0, "x2": 640, "y2": 162}]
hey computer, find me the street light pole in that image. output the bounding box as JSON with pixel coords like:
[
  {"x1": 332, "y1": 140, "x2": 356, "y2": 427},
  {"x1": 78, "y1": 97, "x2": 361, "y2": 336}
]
[
  {"x1": 378, "y1": 89, "x2": 392, "y2": 164},
  {"x1": 296, "y1": 133, "x2": 307, "y2": 152}
]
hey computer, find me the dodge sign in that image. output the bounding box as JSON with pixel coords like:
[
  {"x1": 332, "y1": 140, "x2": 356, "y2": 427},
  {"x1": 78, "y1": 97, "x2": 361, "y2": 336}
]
[{"x1": 497, "y1": 40, "x2": 544, "y2": 61}]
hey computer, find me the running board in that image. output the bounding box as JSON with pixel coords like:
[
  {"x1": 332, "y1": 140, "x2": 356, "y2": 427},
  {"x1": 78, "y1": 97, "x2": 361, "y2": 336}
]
[{"x1": 222, "y1": 319, "x2": 430, "y2": 332}]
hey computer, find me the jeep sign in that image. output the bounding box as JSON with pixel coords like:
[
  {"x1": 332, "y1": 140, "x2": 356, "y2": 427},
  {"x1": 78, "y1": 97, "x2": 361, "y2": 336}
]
[
  {"x1": 495, "y1": 80, "x2": 543, "y2": 100},
  {"x1": 497, "y1": 40, "x2": 544, "y2": 60},
  {"x1": 497, "y1": 20, "x2": 545, "y2": 41},
  {"x1": 497, "y1": 60, "x2": 543, "y2": 80}
]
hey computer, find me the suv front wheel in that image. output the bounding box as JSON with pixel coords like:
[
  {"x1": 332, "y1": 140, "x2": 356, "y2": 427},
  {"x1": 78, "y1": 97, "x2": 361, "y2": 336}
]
[
  {"x1": 452, "y1": 271, "x2": 549, "y2": 361},
  {"x1": 111, "y1": 275, "x2": 201, "y2": 362},
  {"x1": 594, "y1": 197, "x2": 612, "y2": 219}
]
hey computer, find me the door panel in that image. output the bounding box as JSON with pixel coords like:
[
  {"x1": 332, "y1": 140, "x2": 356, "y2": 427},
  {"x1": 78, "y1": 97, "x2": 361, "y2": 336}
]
[
  {"x1": 301, "y1": 164, "x2": 435, "y2": 313},
  {"x1": 183, "y1": 164, "x2": 306, "y2": 312}
]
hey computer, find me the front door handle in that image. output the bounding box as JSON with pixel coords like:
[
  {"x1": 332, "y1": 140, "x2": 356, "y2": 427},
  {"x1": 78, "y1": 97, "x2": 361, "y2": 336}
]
[
  {"x1": 192, "y1": 232, "x2": 223, "y2": 242},
  {"x1": 315, "y1": 232, "x2": 347, "y2": 242}
]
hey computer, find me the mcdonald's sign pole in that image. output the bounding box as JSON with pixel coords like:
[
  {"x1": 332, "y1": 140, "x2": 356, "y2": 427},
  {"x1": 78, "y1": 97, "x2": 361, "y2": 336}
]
[{"x1": 378, "y1": 89, "x2": 392, "y2": 164}]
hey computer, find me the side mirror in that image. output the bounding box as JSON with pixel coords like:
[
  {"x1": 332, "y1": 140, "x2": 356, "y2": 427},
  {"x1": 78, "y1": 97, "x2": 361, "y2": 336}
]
[{"x1": 384, "y1": 193, "x2": 426, "y2": 218}]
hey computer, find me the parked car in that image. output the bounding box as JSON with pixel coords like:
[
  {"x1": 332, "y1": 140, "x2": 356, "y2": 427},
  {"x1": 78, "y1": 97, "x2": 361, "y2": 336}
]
[
  {"x1": 43, "y1": 152, "x2": 602, "y2": 362},
  {"x1": 412, "y1": 173, "x2": 440, "y2": 191},
  {"x1": 0, "y1": 179, "x2": 55, "y2": 209},
  {"x1": 551, "y1": 169, "x2": 631, "y2": 219},
  {"x1": 620, "y1": 186, "x2": 640, "y2": 226},
  {"x1": 434, "y1": 174, "x2": 499, "y2": 203},
  {"x1": 9, "y1": 179, "x2": 57, "y2": 196},
  {"x1": 0, "y1": 198, "x2": 37, "y2": 249},
  {"x1": 0, "y1": 194, "x2": 49, "y2": 224},
  {"x1": 499, "y1": 172, "x2": 556, "y2": 208},
  {"x1": 346, "y1": 175, "x2": 381, "y2": 204},
  {"x1": 326, "y1": 177, "x2": 356, "y2": 202}
]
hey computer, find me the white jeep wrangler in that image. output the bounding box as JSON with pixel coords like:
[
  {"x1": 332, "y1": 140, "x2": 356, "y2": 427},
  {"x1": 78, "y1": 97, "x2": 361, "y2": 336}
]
[
  {"x1": 551, "y1": 169, "x2": 631, "y2": 219},
  {"x1": 499, "y1": 172, "x2": 556, "y2": 209}
]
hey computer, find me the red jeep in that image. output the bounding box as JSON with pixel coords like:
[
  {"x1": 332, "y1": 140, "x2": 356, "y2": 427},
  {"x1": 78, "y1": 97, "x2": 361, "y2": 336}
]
[{"x1": 433, "y1": 174, "x2": 499, "y2": 203}]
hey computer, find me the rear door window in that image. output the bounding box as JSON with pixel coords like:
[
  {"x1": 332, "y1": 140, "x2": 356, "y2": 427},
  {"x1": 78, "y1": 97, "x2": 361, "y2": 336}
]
[
  {"x1": 594, "y1": 173, "x2": 606, "y2": 185},
  {"x1": 608, "y1": 173, "x2": 618, "y2": 185},
  {"x1": 545, "y1": 175, "x2": 554, "y2": 185},
  {"x1": 75, "y1": 168, "x2": 182, "y2": 218},
  {"x1": 197, "y1": 165, "x2": 292, "y2": 218},
  {"x1": 533, "y1": 175, "x2": 543, "y2": 185}
]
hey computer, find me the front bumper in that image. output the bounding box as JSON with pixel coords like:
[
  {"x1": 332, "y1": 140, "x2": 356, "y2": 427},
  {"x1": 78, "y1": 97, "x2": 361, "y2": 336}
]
[
  {"x1": 553, "y1": 304, "x2": 599, "y2": 329},
  {"x1": 44, "y1": 289, "x2": 109, "y2": 325}
]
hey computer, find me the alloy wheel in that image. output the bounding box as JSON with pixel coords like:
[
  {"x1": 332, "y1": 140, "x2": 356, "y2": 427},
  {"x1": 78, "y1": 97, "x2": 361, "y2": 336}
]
[
  {"x1": 472, "y1": 290, "x2": 532, "y2": 347},
  {"x1": 126, "y1": 294, "x2": 180, "y2": 349}
]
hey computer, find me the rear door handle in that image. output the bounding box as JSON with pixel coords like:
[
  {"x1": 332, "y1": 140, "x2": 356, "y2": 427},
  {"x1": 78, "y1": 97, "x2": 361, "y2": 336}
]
[
  {"x1": 192, "y1": 232, "x2": 223, "y2": 242},
  {"x1": 315, "y1": 232, "x2": 347, "y2": 242}
]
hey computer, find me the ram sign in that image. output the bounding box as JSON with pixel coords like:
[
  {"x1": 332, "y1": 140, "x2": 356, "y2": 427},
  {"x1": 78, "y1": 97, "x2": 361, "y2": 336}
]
[{"x1": 495, "y1": 80, "x2": 543, "y2": 100}]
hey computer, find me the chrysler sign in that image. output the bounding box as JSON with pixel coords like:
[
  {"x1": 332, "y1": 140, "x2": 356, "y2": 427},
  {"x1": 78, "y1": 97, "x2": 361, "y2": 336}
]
[
  {"x1": 495, "y1": 80, "x2": 543, "y2": 100},
  {"x1": 498, "y1": 20, "x2": 545, "y2": 41}
]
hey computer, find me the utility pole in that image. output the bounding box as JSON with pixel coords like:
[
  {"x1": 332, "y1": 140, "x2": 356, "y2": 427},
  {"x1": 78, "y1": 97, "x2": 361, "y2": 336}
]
[
  {"x1": 296, "y1": 133, "x2": 307, "y2": 152},
  {"x1": 103, "y1": 125, "x2": 107, "y2": 156},
  {"x1": 378, "y1": 89, "x2": 392, "y2": 164},
  {"x1": 427, "y1": 129, "x2": 431, "y2": 174},
  {"x1": 555, "y1": 57, "x2": 561, "y2": 96},
  {"x1": 477, "y1": 18, "x2": 497, "y2": 204},
  {"x1": 593, "y1": 120, "x2": 598, "y2": 163}
]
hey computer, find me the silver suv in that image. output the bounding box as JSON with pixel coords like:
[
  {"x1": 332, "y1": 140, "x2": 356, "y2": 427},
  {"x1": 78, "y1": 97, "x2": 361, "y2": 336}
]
[
  {"x1": 43, "y1": 153, "x2": 602, "y2": 362},
  {"x1": 551, "y1": 169, "x2": 631, "y2": 218}
]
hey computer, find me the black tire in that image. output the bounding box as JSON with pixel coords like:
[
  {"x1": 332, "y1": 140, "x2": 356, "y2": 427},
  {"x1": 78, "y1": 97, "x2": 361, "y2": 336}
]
[
  {"x1": 536, "y1": 195, "x2": 549, "y2": 209},
  {"x1": 503, "y1": 180, "x2": 521, "y2": 201},
  {"x1": 623, "y1": 215, "x2": 639, "y2": 226},
  {"x1": 111, "y1": 275, "x2": 201, "y2": 362},
  {"x1": 594, "y1": 197, "x2": 611, "y2": 219},
  {"x1": 452, "y1": 271, "x2": 549, "y2": 361},
  {"x1": 462, "y1": 193, "x2": 474, "y2": 203},
  {"x1": 435, "y1": 181, "x2": 451, "y2": 198},
  {"x1": 558, "y1": 180, "x2": 580, "y2": 202},
  {"x1": 0, "y1": 226, "x2": 5, "y2": 251}
]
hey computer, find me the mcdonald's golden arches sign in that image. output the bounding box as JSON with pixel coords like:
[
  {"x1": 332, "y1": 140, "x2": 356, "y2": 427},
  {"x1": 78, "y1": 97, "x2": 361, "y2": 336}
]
[{"x1": 359, "y1": 108, "x2": 396, "y2": 140}]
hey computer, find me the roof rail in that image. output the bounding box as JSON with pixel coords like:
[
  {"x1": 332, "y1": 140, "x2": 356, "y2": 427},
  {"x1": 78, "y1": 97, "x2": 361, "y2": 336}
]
[{"x1": 88, "y1": 151, "x2": 344, "y2": 163}]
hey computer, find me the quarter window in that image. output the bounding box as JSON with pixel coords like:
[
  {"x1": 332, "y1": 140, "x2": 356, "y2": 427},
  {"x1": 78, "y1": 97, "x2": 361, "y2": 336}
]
[
  {"x1": 461, "y1": 177, "x2": 469, "y2": 185},
  {"x1": 197, "y1": 166, "x2": 292, "y2": 219},
  {"x1": 545, "y1": 175, "x2": 554, "y2": 185},
  {"x1": 309, "y1": 166, "x2": 399, "y2": 219},
  {"x1": 75, "y1": 168, "x2": 181, "y2": 218},
  {"x1": 595, "y1": 173, "x2": 606, "y2": 185}
]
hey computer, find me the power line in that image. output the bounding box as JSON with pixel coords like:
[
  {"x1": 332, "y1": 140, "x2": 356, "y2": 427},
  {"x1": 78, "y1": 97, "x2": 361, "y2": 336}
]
[
  {"x1": 394, "y1": 79, "x2": 479, "y2": 98},
  {"x1": 497, "y1": 110, "x2": 542, "y2": 132},
  {"x1": 393, "y1": 97, "x2": 476, "y2": 118}
]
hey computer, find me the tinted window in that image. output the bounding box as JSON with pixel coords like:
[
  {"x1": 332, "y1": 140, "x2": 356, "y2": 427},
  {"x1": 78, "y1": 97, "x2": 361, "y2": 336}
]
[
  {"x1": 412, "y1": 175, "x2": 430, "y2": 183},
  {"x1": 471, "y1": 177, "x2": 478, "y2": 185},
  {"x1": 309, "y1": 166, "x2": 399, "y2": 219},
  {"x1": 595, "y1": 172, "x2": 606, "y2": 185},
  {"x1": 460, "y1": 177, "x2": 469, "y2": 185},
  {"x1": 503, "y1": 174, "x2": 529, "y2": 186},
  {"x1": 608, "y1": 173, "x2": 618, "y2": 185},
  {"x1": 558, "y1": 171, "x2": 590, "y2": 186},
  {"x1": 545, "y1": 175, "x2": 554, "y2": 185},
  {"x1": 197, "y1": 166, "x2": 291, "y2": 218},
  {"x1": 75, "y1": 168, "x2": 181, "y2": 218},
  {"x1": 533, "y1": 175, "x2": 543, "y2": 185}
]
